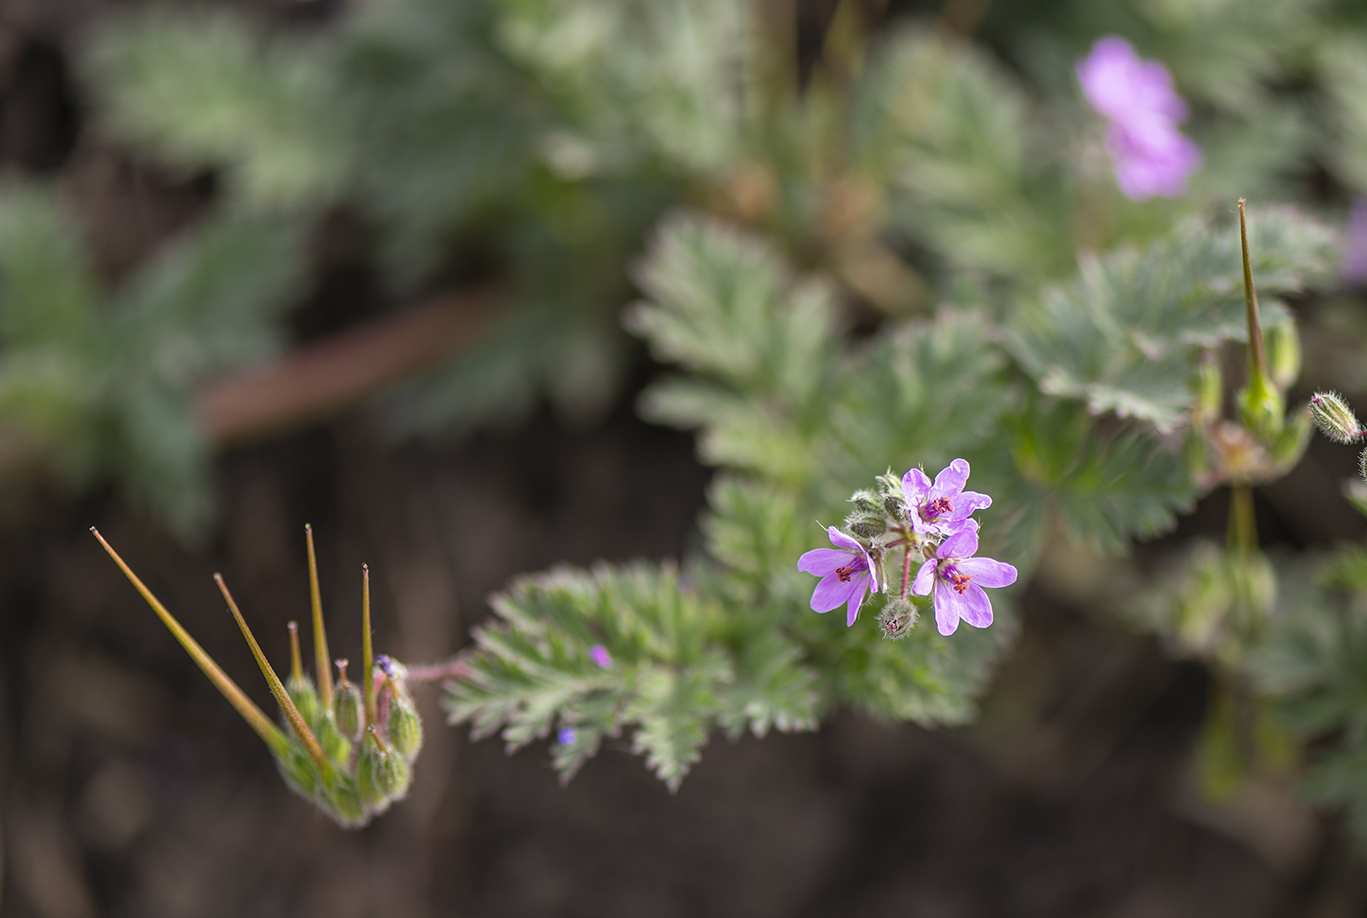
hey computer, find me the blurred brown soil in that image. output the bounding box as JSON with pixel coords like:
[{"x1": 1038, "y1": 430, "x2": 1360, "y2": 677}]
[{"x1": 2, "y1": 5, "x2": 1367, "y2": 918}]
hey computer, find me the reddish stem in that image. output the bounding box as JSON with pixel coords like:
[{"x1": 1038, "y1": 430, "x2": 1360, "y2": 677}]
[
  {"x1": 901, "y1": 547, "x2": 913, "y2": 598},
  {"x1": 404, "y1": 659, "x2": 469, "y2": 684},
  {"x1": 196, "y1": 286, "x2": 498, "y2": 445}
]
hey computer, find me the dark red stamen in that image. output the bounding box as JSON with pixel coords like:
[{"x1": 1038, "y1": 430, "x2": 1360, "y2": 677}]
[
  {"x1": 835, "y1": 565, "x2": 854, "y2": 582},
  {"x1": 921, "y1": 497, "x2": 953, "y2": 522},
  {"x1": 941, "y1": 564, "x2": 972, "y2": 594}
]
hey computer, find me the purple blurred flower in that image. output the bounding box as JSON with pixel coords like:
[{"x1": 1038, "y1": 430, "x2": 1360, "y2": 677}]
[
  {"x1": 1344, "y1": 198, "x2": 1367, "y2": 285},
  {"x1": 912, "y1": 525, "x2": 1017, "y2": 636},
  {"x1": 798, "y1": 526, "x2": 880, "y2": 627},
  {"x1": 590, "y1": 644, "x2": 612, "y2": 668},
  {"x1": 558, "y1": 727, "x2": 577, "y2": 745},
  {"x1": 901, "y1": 458, "x2": 992, "y2": 538},
  {"x1": 1077, "y1": 36, "x2": 1200, "y2": 200}
]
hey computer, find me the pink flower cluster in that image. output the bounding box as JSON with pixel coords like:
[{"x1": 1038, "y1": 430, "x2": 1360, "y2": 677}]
[
  {"x1": 798, "y1": 460, "x2": 1017, "y2": 637},
  {"x1": 1076, "y1": 36, "x2": 1200, "y2": 200}
]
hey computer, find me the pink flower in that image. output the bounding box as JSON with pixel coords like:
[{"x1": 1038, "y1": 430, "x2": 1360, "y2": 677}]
[
  {"x1": 901, "y1": 458, "x2": 992, "y2": 539},
  {"x1": 1077, "y1": 36, "x2": 1200, "y2": 200},
  {"x1": 798, "y1": 526, "x2": 880, "y2": 626},
  {"x1": 590, "y1": 645, "x2": 612, "y2": 668},
  {"x1": 912, "y1": 525, "x2": 1017, "y2": 636}
]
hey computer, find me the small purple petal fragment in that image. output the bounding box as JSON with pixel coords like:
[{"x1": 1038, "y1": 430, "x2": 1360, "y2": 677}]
[
  {"x1": 558, "y1": 727, "x2": 577, "y2": 746},
  {"x1": 1345, "y1": 198, "x2": 1367, "y2": 286},
  {"x1": 590, "y1": 645, "x2": 612, "y2": 669},
  {"x1": 1076, "y1": 35, "x2": 1200, "y2": 200}
]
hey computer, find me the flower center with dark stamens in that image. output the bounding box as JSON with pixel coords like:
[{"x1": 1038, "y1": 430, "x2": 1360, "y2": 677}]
[
  {"x1": 921, "y1": 497, "x2": 953, "y2": 522},
  {"x1": 940, "y1": 563, "x2": 972, "y2": 594},
  {"x1": 835, "y1": 565, "x2": 855, "y2": 582}
]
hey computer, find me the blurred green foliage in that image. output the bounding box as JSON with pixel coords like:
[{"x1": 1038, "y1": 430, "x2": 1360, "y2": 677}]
[{"x1": 34, "y1": 0, "x2": 1367, "y2": 816}]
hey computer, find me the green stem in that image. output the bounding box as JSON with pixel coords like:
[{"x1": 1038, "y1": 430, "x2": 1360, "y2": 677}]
[{"x1": 1228, "y1": 485, "x2": 1257, "y2": 556}]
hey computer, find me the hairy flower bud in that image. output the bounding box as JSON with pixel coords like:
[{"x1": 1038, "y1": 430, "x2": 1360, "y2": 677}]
[
  {"x1": 387, "y1": 692, "x2": 423, "y2": 759},
  {"x1": 333, "y1": 661, "x2": 363, "y2": 742},
  {"x1": 1310, "y1": 391, "x2": 1363, "y2": 444},
  {"x1": 848, "y1": 490, "x2": 880, "y2": 514},
  {"x1": 878, "y1": 598, "x2": 918, "y2": 640},
  {"x1": 846, "y1": 515, "x2": 882, "y2": 539}
]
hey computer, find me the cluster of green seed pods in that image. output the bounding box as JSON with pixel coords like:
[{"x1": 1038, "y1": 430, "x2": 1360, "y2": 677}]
[{"x1": 93, "y1": 525, "x2": 424, "y2": 828}]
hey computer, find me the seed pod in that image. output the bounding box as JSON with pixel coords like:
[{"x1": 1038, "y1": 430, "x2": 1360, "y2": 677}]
[
  {"x1": 333, "y1": 660, "x2": 363, "y2": 742},
  {"x1": 1266, "y1": 320, "x2": 1301, "y2": 391},
  {"x1": 358, "y1": 728, "x2": 410, "y2": 808},
  {"x1": 1310, "y1": 391, "x2": 1363, "y2": 444},
  {"x1": 1195, "y1": 352, "x2": 1222, "y2": 426},
  {"x1": 286, "y1": 675, "x2": 321, "y2": 730},
  {"x1": 315, "y1": 711, "x2": 352, "y2": 767},
  {"x1": 329, "y1": 779, "x2": 366, "y2": 826},
  {"x1": 386, "y1": 692, "x2": 424, "y2": 760}
]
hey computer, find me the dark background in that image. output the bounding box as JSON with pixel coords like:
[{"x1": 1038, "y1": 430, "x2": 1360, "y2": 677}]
[{"x1": 3, "y1": 2, "x2": 1367, "y2": 916}]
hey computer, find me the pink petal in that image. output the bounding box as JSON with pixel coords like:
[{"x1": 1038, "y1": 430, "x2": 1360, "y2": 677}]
[
  {"x1": 846, "y1": 572, "x2": 870, "y2": 626},
  {"x1": 957, "y1": 557, "x2": 1017, "y2": 588},
  {"x1": 811, "y1": 573, "x2": 861, "y2": 613},
  {"x1": 933, "y1": 586, "x2": 960, "y2": 636},
  {"x1": 912, "y1": 560, "x2": 935, "y2": 596},
  {"x1": 939, "y1": 526, "x2": 978, "y2": 560},
  {"x1": 798, "y1": 548, "x2": 852, "y2": 577},
  {"x1": 931, "y1": 458, "x2": 970, "y2": 498},
  {"x1": 827, "y1": 526, "x2": 862, "y2": 553},
  {"x1": 902, "y1": 467, "x2": 932, "y2": 503},
  {"x1": 956, "y1": 583, "x2": 994, "y2": 628},
  {"x1": 949, "y1": 490, "x2": 992, "y2": 519}
]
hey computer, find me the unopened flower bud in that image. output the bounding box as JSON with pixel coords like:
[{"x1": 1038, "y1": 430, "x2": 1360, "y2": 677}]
[
  {"x1": 877, "y1": 598, "x2": 918, "y2": 640},
  {"x1": 849, "y1": 490, "x2": 880, "y2": 514},
  {"x1": 847, "y1": 516, "x2": 882, "y2": 539},
  {"x1": 386, "y1": 692, "x2": 423, "y2": 759},
  {"x1": 333, "y1": 660, "x2": 363, "y2": 742},
  {"x1": 1266, "y1": 321, "x2": 1301, "y2": 391},
  {"x1": 1310, "y1": 391, "x2": 1364, "y2": 444}
]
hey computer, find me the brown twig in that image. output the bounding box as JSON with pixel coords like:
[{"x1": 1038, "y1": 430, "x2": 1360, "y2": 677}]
[{"x1": 195, "y1": 286, "x2": 499, "y2": 445}]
